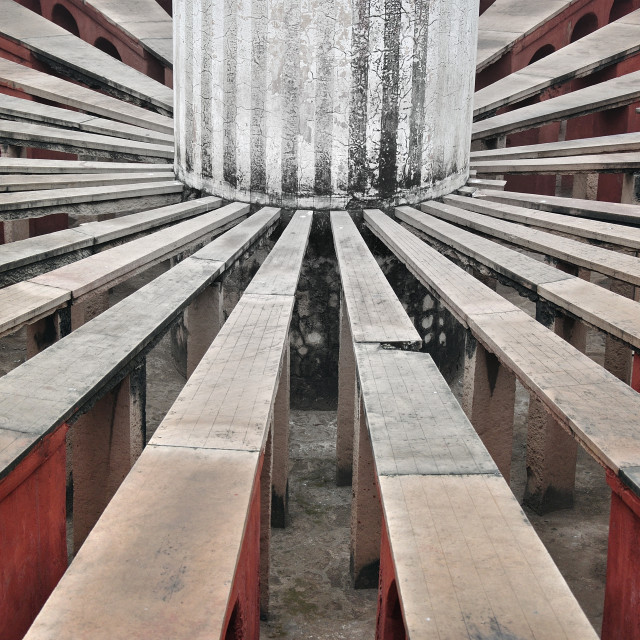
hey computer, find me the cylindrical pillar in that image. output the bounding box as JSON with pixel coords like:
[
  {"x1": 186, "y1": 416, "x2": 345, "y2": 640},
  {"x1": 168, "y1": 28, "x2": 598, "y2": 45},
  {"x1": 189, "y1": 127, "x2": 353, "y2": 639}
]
[{"x1": 175, "y1": 0, "x2": 478, "y2": 208}]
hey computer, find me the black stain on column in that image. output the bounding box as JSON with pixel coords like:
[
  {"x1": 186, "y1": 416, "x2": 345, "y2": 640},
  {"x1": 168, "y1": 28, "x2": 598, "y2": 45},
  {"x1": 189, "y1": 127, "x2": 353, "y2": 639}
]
[
  {"x1": 405, "y1": 2, "x2": 429, "y2": 188},
  {"x1": 314, "y1": 0, "x2": 336, "y2": 196},
  {"x1": 184, "y1": 1, "x2": 194, "y2": 174},
  {"x1": 281, "y1": 0, "x2": 300, "y2": 195},
  {"x1": 378, "y1": 0, "x2": 401, "y2": 197},
  {"x1": 250, "y1": 0, "x2": 267, "y2": 195},
  {"x1": 200, "y1": 0, "x2": 213, "y2": 179},
  {"x1": 348, "y1": 0, "x2": 370, "y2": 195},
  {"x1": 223, "y1": 0, "x2": 238, "y2": 187}
]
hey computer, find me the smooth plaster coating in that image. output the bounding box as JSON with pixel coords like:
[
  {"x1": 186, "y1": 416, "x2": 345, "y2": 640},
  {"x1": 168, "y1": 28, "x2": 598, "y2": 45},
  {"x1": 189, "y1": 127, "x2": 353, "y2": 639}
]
[{"x1": 174, "y1": 0, "x2": 477, "y2": 208}]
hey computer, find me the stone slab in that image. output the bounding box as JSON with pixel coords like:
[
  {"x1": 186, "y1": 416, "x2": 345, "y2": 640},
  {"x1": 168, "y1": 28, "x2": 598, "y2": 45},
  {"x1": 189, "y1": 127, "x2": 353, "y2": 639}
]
[
  {"x1": 445, "y1": 193, "x2": 640, "y2": 250},
  {"x1": 332, "y1": 211, "x2": 421, "y2": 346},
  {"x1": 355, "y1": 343, "x2": 498, "y2": 476},
  {"x1": 366, "y1": 209, "x2": 515, "y2": 325},
  {"x1": 83, "y1": 0, "x2": 173, "y2": 66},
  {"x1": 475, "y1": 189, "x2": 640, "y2": 226},
  {"x1": 470, "y1": 310, "x2": 640, "y2": 475},
  {"x1": 30, "y1": 202, "x2": 249, "y2": 299},
  {"x1": 397, "y1": 205, "x2": 570, "y2": 288},
  {"x1": 400, "y1": 205, "x2": 640, "y2": 351},
  {"x1": 0, "y1": 172, "x2": 174, "y2": 192},
  {"x1": 470, "y1": 152, "x2": 640, "y2": 174},
  {"x1": 471, "y1": 132, "x2": 640, "y2": 161},
  {"x1": 0, "y1": 210, "x2": 278, "y2": 478},
  {"x1": 422, "y1": 201, "x2": 640, "y2": 286},
  {"x1": 0, "y1": 158, "x2": 170, "y2": 174},
  {"x1": 0, "y1": 180, "x2": 184, "y2": 219},
  {"x1": 476, "y1": 0, "x2": 575, "y2": 70},
  {"x1": 24, "y1": 445, "x2": 259, "y2": 640},
  {"x1": 0, "y1": 57, "x2": 173, "y2": 134},
  {"x1": 151, "y1": 293, "x2": 293, "y2": 453},
  {"x1": 244, "y1": 210, "x2": 312, "y2": 296},
  {"x1": 0, "y1": 119, "x2": 173, "y2": 160},
  {"x1": 0, "y1": 93, "x2": 173, "y2": 145},
  {"x1": 380, "y1": 473, "x2": 597, "y2": 639},
  {"x1": 0, "y1": 281, "x2": 69, "y2": 337},
  {"x1": 474, "y1": 71, "x2": 640, "y2": 139}
]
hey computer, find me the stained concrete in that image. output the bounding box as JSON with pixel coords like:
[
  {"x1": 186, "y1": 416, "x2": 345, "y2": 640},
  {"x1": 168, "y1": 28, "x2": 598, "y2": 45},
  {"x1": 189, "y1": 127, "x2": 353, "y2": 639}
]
[{"x1": 174, "y1": 0, "x2": 477, "y2": 208}]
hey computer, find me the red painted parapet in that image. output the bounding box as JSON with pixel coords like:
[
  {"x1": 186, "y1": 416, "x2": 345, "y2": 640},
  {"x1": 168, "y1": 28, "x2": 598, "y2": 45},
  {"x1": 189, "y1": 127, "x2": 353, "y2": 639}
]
[
  {"x1": 221, "y1": 460, "x2": 262, "y2": 640},
  {"x1": 603, "y1": 470, "x2": 640, "y2": 640},
  {"x1": 631, "y1": 353, "x2": 640, "y2": 393},
  {"x1": 0, "y1": 424, "x2": 68, "y2": 640},
  {"x1": 375, "y1": 523, "x2": 407, "y2": 640}
]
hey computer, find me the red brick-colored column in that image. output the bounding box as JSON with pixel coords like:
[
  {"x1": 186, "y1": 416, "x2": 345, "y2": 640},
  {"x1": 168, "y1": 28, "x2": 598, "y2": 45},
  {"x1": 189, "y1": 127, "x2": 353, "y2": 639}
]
[
  {"x1": 221, "y1": 463, "x2": 262, "y2": 640},
  {"x1": 632, "y1": 353, "x2": 640, "y2": 393},
  {"x1": 375, "y1": 522, "x2": 407, "y2": 640},
  {"x1": 0, "y1": 425, "x2": 68, "y2": 640},
  {"x1": 602, "y1": 470, "x2": 640, "y2": 640}
]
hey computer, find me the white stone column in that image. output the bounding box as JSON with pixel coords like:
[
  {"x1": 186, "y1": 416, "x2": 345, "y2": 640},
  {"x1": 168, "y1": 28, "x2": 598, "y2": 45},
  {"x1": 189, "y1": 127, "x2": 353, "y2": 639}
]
[{"x1": 175, "y1": 0, "x2": 478, "y2": 208}]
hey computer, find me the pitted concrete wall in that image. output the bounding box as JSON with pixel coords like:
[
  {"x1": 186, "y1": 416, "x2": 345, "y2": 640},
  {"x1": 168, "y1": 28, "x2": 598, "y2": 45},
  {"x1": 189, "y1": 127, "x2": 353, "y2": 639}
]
[{"x1": 174, "y1": 0, "x2": 477, "y2": 209}]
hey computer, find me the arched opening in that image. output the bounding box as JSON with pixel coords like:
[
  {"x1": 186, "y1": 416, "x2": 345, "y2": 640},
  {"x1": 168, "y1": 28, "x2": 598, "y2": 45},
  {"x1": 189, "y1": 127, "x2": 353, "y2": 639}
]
[
  {"x1": 51, "y1": 4, "x2": 79, "y2": 37},
  {"x1": 570, "y1": 13, "x2": 598, "y2": 42},
  {"x1": 529, "y1": 44, "x2": 556, "y2": 65},
  {"x1": 94, "y1": 37, "x2": 122, "y2": 61},
  {"x1": 381, "y1": 581, "x2": 406, "y2": 640},
  {"x1": 609, "y1": 0, "x2": 634, "y2": 22},
  {"x1": 224, "y1": 602, "x2": 244, "y2": 640}
]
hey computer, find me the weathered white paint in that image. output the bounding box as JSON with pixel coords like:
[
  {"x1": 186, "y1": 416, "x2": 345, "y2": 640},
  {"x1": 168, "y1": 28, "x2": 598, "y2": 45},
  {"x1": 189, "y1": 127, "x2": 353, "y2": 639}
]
[{"x1": 175, "y1": 0, "x2": 477, "y2": 209}]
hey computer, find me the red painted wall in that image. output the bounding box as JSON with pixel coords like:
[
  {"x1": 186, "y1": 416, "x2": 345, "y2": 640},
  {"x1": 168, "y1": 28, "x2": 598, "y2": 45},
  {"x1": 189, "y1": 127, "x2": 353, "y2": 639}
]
[
  {"x1": 0, "y1": 425, "x2": 68, "y2": 640},
  {"x1": 220, "y1": 460, "x2": 262, "y2": 640},
  {"x1": 602, "y1": 471, "x2": 640, "y2": 640}
]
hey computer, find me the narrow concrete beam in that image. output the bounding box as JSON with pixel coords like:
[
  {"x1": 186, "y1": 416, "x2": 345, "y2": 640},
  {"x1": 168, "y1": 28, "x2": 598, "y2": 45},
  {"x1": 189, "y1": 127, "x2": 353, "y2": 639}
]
[
  {"x1": 525, "y1": 300, "x2": 579, "y2": 513},
  {"x1": 462, "y1": 331, "x2": 515, "y2": 481},
  {"x1": 336, "y1": 292, "x2": 357, "y2": 486},
  {"x1": 271, "y1": 344, "x2": 290, "y2": 528},
  {"x1": 259, "y1": 423, "x2": 273, "y2": 620},
  {"x1": 185, "y1": 282, "x2": 224, "y2": 378},
  {"x1": 72, "y1": 364, "x2": 146, "y2": 552},
  {"x1": 350, "y1": 395, "x2": 381, "y2": 589}
]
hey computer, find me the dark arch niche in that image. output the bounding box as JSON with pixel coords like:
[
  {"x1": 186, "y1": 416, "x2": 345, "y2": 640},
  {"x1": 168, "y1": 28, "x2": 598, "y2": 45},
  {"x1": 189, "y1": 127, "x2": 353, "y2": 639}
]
[
  {"x1": 51, "y1": 4, "x2": 79, "y2": 37},
  {"x1": 529, "y1": 44, "x2": 556, "y2": 65},
  {"x1": 94, "y1": 37, "x2": 122, "y2": 61},
  {"x1": 570, "y1": 13, "x2": 599, "y2": 42},
  {"x1": 609, "y1": 0, "x2": 634, "y2": 22}
]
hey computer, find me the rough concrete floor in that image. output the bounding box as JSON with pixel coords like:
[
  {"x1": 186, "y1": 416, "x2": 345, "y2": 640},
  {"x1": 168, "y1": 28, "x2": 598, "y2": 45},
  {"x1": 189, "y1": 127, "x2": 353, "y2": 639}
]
[{"x1": 261, "y1": 411, "x2": 378, "y2": 639}]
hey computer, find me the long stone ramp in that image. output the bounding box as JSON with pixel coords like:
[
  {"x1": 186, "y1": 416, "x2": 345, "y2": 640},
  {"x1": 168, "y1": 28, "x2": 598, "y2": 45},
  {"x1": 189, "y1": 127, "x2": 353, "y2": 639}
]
[
  {"x1": 365, "y1": 208, "x2": 640, "y2": 637},
  {"x1": 0, "y1": 57, "x2": 173, "y2": 134},
  {"x1": 0, "y1": 201, "x2": 249, "y2": 350},
  {"x1": 20, "y1": 211, "x2": 312, "y2": 640},
  {"x1": 0, "y1": 196, "x2": 222, "y2": 286},
  {"x1": 420, "y1": 200, "x2": 640, "y2": 288},
  {"x1": 0, "y1": 92, "x2": 174, "y2": 145},
  {"x1": 0, "y1": 207, "x2": 281, "y2": 640},
  {"x1": 330, "y1": 210, "x2": 420, "y2": 488},
  {"x1": 475, "y1": 187, "x2": 640, "y2": 225},
  {"x1": 330, "y1": 211, "x2": 596, "y2": 638},
  {"x1": 0, "y1": 119, "x2": 173, "y2": 162},
  {"x1": 473, "y1": 71, "x2": 640, "y2": 141}
]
